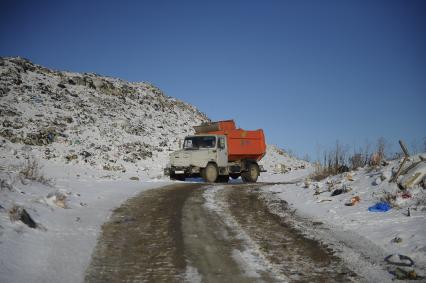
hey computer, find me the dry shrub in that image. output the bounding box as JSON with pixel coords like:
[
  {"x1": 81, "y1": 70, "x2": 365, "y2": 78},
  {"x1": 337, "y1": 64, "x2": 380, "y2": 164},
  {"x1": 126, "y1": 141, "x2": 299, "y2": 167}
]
[{"x1": 19, "y1": 157, "x2": 52, "y2": 185}]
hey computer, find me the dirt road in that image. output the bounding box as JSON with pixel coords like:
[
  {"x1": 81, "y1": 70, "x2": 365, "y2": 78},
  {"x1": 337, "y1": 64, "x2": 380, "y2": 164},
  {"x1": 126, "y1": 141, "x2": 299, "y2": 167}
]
[{"x1": 85, "y1": 183, "x2": 359, "y2": 282}]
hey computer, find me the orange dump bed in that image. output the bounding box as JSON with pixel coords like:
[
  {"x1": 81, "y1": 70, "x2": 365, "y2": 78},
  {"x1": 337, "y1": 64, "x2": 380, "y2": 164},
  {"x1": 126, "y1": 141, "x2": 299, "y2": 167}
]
[{"x1": 194, "y1": 120, "x2": 266, "y2": 162}]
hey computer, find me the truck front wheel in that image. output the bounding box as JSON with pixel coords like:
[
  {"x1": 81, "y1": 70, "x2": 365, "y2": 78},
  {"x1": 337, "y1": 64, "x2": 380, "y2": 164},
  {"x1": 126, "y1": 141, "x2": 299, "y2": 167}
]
[
  {"x1": 242, "y1": 163, "x2": 259, "y2": 183},
  {"x1": 204, "y1": 163, "x2": 218, "y2": 183}
]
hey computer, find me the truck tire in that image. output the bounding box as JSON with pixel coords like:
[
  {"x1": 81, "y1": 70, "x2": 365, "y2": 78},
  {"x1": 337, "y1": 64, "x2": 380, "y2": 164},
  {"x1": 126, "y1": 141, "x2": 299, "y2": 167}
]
[
  {"x1": 204, "y1": 163, "x2": 218, "y2": 183},
  {"x1": 241, "y1": 163, "x2": 259, "y2": 183}
]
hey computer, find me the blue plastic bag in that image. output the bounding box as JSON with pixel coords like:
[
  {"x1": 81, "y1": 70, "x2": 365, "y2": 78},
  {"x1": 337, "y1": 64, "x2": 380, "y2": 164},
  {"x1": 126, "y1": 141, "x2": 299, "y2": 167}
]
[{"x1": 368, "y1": 202, "x2": 391, "y2": 212}]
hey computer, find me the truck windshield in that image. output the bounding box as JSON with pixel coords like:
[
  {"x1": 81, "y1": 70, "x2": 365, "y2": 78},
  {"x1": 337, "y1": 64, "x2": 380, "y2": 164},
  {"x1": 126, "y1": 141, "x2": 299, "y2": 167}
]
[{"x1": 184, "y1": 136, "x2": 216, "y2": 149}]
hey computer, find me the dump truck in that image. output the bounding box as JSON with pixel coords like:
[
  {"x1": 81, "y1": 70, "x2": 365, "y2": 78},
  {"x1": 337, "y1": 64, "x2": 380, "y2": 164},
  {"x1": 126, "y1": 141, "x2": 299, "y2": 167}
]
[{"x1": 165, "y1": 120, "x2": 266, "y2": 183}]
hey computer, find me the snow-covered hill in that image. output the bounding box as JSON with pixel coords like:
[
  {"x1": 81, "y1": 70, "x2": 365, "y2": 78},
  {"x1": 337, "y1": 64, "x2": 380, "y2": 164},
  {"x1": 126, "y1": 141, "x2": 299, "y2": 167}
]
[
  {"x1": 0, "y1": 57, "x2": 210, "y2": 178},
  {"x1": 259, "y1": 145, "x2": 312, "y2": 182}
]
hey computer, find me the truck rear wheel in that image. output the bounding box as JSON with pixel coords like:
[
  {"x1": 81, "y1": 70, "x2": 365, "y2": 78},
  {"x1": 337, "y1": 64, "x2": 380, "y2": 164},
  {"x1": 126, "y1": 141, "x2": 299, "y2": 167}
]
[
  {"x1": 242, "y1": 163, "x2": 259, "y2": 183},
  {"x1": 204, "y1": 163, "x2": 218, "y2": 183}
]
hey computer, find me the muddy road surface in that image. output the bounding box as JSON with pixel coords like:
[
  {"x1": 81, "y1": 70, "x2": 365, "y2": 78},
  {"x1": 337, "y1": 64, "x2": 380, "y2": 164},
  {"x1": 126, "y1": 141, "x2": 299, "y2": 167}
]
[{"x1": 85, "y1": 183, "x2": 360, "y2": 282}]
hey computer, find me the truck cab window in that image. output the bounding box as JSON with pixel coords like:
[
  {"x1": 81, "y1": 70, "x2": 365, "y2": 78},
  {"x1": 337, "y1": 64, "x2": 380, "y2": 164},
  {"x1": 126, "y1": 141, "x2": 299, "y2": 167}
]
[
  {"x1": 184, "y1": 136, "x2": 216, "y2": 149},
  {"x1": 218, "y1": 137, "x2": 225, "y2": 149}
]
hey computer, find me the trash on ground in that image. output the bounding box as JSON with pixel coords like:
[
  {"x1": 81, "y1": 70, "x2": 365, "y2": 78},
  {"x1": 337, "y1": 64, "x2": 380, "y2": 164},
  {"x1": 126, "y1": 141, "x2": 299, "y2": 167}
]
[
  {"x1": 389, "y1": 267, "x2": 424, "y2": 280},
  {"x1": 46, "y1": 191, "x2": 68, "y2": 208},
  {"x1": 401, "y1": 192, "x2": 412, "y2": 199},
  {"x1": 385, "y1": 254, "x2": 414, "y2": 267},
  {"x1": 368, "y1": 202, "x2": 391, "y2": 212},
  {"x1": 331, "y1": 185, "x2": 351, "y2": 197},
  {"x1": 346, "y1": 173, "x2": 354, "y2": 181},
  {"x1": 345, "y1": 196, "x2": 360, "y2": 206},
  {"x1": 391, "y1": 237, "x2": 403, "y2": 243},
  {"x1": 317, "y1": 199, "x2": 333, "y2": 203},
  {"x1": 331, "y1": 188, "x2": 344, "y2": 196},
  {"x1": 399, "y1": 162, "x2": 426, "y2": 190}
]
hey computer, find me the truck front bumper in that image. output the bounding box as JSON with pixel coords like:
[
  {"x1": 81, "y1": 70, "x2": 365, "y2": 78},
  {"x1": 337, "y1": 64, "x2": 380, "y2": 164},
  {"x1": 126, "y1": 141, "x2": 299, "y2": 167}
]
[{"x1": 165, "y1": 166, "x2": 200, "y2": 176}]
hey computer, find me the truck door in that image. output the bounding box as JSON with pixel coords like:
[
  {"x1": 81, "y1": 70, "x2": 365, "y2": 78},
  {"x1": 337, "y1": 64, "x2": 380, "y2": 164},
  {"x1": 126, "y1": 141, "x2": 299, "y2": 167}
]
[{"x1": 217, "y1": 136, "x2": 228, "y2": 168}]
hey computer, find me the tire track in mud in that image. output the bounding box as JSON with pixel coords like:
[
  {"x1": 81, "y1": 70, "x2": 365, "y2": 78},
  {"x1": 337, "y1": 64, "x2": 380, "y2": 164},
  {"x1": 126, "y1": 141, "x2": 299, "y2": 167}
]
[
  {"x1": 85, "y1": 183, "x2": 202, "y2": 282},
  {"x1": 85, "y1": 183, "x2": 360, "y2": 282},
  {"x1": 223, "y1": 185, "x2": 360, "y2": 282}
]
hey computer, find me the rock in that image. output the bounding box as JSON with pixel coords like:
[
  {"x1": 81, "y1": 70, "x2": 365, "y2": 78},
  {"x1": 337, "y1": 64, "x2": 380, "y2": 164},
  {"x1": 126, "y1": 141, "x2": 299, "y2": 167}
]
[
  {"x1": 9, "y1": 205, "x2": 37, "y2": 228},
  {"x1": 130, "y1": 176, "x2": 139, "y2": 181}
]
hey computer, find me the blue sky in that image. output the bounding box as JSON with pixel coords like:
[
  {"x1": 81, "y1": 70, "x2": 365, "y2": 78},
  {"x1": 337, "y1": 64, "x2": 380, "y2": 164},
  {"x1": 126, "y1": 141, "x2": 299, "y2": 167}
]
[{"x1": 1, "y1": 0, "x2": 425, "y2": 159}]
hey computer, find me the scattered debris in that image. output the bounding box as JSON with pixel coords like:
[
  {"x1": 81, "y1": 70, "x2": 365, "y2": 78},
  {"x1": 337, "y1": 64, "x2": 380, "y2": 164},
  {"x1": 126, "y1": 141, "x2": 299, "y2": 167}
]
[
  {"x1": 331, "y1": 188, "x2": 344, "y2": 196},
  {"x1": 390, "y1": 140, "x2": 410, "y2": 183},
  {"x1": 368, "y1": 202, "x2": 391, "y2": 212},
  {"x1": 345, "y1": 196, "x2": 360, "y2": 206},
  {"x1": 317, "y1": 199, "x2": 333, "y2": 203},
  {"x1": 391, "y1": 237, "x2": 403, "y2": 243},
  {"x1": 401, "y1": 192, "x2": 412, "y2": 199},
  {"x1": 385, "y1": 254, "x2": 414, "y2": 267},
  {"x1": 46, "y1": 191, "x2": 68, "y2": 208},
  {"x1": 331, "y1": 185, "x2": 351, "y2": 196},
  {"x1": 389, "y1": 267, "x2": 423, "y2": 280},
  {"x1": 399, "y1": 162, "x2": 426, "y2": 190},
  {"x1": 346, "y1": 173, "x2": 354, "y2": 181},
  {"x1": 66, "y1": 154, "x2": 78, "y2": 162}
]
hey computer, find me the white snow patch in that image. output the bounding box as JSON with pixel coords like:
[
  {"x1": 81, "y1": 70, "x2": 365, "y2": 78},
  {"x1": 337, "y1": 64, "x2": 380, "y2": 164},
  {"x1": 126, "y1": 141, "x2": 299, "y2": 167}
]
[{"x1": 184, "y1": 263, "x2": 202, "y2": 283}]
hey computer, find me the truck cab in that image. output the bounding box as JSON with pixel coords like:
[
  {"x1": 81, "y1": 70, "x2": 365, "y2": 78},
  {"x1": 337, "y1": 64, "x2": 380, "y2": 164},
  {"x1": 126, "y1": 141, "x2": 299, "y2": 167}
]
[{"x1": 167, "y1": 135, "x2": 228, "y2": 181}]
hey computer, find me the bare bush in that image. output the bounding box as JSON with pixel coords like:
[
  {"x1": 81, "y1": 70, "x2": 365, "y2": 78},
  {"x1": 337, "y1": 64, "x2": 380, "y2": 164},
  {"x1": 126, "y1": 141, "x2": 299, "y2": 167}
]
[
  {"x1": 350, "y1": 153, "x2": 364, "y2": 169},
  {"x1": 311, "y1": 141, "x2": 350, "y2": 181},
  {"x1": 19, "y1": 157, "x2": 52, "y2": 185},
  {"x1": 370, "y1": 137, "x2": 388, "y2": 166}
]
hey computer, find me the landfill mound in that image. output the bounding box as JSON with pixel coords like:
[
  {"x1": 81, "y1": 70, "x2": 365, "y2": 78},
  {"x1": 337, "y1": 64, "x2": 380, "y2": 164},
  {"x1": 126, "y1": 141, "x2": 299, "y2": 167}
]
[{"x1": 0, "y1": 57, "x2": 209, "y2": 177}]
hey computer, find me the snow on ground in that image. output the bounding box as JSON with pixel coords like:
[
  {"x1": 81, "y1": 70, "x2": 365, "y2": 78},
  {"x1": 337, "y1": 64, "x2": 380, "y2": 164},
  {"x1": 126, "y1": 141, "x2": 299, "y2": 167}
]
[
  {"x1": 261, "y1": 155, "x2": 426, "y2": 281},
  {"x1": 3, "y1": 56, "x2": 424, "y2": 282},
  {"x1": 0, "y1": 140, "x2": 167, "y2": 283},
  {"x1": 259, "y1": 145, "x2": 313, "y2": 183}
]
